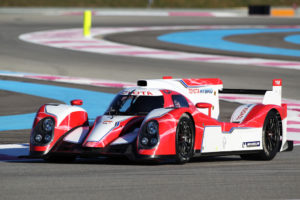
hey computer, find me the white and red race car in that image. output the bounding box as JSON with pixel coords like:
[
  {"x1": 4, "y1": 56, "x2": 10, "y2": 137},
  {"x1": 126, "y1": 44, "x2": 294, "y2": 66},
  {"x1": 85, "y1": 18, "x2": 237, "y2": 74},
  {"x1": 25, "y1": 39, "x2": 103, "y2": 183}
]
[{"x1": 29, "y1": 77, "x2": 290, "y2": 163}]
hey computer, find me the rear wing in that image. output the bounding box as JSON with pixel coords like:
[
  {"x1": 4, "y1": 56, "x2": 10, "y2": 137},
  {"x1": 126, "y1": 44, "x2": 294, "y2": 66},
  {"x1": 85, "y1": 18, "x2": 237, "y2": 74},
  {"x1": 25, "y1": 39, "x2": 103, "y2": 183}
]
[{"x1": 220, "y1": 79, "x2": 282, "y2": 106}]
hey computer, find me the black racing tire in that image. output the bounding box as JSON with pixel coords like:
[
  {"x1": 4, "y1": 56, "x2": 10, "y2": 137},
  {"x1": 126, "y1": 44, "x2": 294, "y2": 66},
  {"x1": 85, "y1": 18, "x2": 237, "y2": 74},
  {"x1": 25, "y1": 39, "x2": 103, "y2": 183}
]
[
  {"x1": 175, "y1": 113, "x2": 195, "y2": 164},
  {"x1": 286, "y1": 141, "x2": 294, "y2": 151},
  {"x1": 240, "y1": 109, "x2": 281, "y2": 161},
  {"x1": 43, "y1": 154, "x2": 76, "y2": 163},
  {"x1": 240, "y1": 153, "x2": 256, "y2": 160}
]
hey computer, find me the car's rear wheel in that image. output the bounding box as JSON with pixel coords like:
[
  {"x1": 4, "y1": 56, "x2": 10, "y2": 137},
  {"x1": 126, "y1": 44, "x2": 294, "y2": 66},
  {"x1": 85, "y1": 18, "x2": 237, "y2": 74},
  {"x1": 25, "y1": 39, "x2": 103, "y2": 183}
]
[
  {"x1": 241, "y1": 109, "x2": 281, "y2": 160},
  {"x1": 260, "y1": 110, "x2": 281, "y2": 160},
  {"x1": 175, "y1": 113, "x2": 195, "y2": 164}
]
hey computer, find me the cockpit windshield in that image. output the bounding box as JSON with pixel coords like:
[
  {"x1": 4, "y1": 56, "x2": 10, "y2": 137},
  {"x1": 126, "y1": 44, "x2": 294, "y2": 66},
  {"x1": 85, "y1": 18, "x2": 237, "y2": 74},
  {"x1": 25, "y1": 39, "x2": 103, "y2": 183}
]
[{"x1": 105, "y1": 94, "x2": 164, "y2": 116}]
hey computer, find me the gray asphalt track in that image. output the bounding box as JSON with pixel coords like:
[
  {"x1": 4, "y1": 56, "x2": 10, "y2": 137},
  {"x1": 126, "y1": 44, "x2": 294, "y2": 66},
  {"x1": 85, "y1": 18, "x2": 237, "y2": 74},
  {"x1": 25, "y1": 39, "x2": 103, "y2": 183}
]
[
  {"x1": 1, "y1": 150, "x2": 300, "y2": 200},
  {"x1": 1, "y1": 14, "x2": 300, "y2": 99},
  {"x1": 0, "y1": 12, "x2": 300, "y2": 200}
]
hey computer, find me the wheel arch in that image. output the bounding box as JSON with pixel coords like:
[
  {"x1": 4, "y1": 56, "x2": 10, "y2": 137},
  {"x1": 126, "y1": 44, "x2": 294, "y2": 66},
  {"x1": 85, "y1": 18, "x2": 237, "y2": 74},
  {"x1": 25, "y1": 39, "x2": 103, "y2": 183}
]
[
  {"x1": 183, "y1": 112, "x2": 196, "y2": 137},
  {"x1": 174, "y1": 112, "x2": 196, "y2": 164},
  {"x1": 30, "y1": 103, "x2": 88, "y2": 157},
  {"x1": 269, "y1": 108, "x2": 283, "y2": 151}
]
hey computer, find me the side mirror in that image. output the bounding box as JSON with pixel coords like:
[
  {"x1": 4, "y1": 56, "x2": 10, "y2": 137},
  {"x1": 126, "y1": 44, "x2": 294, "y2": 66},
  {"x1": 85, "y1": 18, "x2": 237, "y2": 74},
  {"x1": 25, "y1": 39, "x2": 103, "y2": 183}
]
[
  {"x1": 196, "y1": 103, "x2": 212, "y2": 117},
  {"x1": 71, "y1": 99, "x2": 83, "y2": 106}
]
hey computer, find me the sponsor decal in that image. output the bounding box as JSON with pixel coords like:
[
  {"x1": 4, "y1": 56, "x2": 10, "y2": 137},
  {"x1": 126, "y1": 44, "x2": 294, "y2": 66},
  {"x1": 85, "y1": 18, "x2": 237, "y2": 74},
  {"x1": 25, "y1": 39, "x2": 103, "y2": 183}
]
[
  {"x1": 188, "y1": 88, "x2": 213, "y2": 94},
  {"x1": 103, "y1": 121, "x2": 113, "y2": 124},
  {"x1": 235, "y1": 104, "x2": 253, "y2": 121},
  {"x1": 122, "y1": 91, "x2": 153, "y2": 96},
  {"x1": 242, "y1": 141, "x2": 260, "y2": 148}
]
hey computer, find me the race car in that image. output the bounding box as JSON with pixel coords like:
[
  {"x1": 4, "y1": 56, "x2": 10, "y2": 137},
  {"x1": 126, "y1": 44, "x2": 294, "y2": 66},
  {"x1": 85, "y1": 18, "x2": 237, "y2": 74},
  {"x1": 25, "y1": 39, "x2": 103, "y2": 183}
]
[{"x1": 29, "y1": 77, "x2": 290, "y2": 163}]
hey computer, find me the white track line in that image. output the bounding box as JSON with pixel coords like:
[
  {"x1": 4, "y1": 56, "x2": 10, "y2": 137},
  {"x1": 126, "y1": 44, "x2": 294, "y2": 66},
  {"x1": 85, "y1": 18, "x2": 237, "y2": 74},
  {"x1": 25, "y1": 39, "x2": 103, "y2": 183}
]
[
  {"x1": 19, "y1": 25, "x2": 300, "y2": 70},
  {"x1": 0, "y1": 144, "x2": 30, "y2": 161},
  {"x1": 0, "y1": 70, "x2": 134, "y2": 88}
]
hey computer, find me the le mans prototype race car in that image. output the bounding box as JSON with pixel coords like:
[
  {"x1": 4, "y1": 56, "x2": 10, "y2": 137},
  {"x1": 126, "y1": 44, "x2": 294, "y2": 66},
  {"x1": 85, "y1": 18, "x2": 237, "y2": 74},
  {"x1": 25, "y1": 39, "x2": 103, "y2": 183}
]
[{"x1": 29, "y1": 77, "x2": 291, "y2": 163}]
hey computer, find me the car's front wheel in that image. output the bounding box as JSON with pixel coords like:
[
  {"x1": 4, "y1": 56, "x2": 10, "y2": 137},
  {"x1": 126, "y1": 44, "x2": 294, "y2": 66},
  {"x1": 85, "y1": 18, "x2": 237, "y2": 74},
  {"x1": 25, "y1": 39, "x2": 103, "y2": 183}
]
[{"x1": 175, "y1": 113, "x2": 195, "y2": 164}]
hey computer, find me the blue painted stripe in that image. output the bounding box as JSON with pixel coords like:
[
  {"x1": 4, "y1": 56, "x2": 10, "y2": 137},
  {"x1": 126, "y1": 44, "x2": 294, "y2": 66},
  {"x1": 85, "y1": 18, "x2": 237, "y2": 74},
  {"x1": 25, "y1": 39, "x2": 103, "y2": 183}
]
[
  {"x1": 179, "y1": 80, "x2": 188, "y2": 88},
  {"x1": 158, "y1": 28, "x2": 300, "y2": 57},
  {"x1": 0, "y1": 80, "x2": 115, "y2": 131},
  {"x1": 0, "y1": 113, "x2": 36, "y2": 132},
  {"x1": 285, "y1": 34, "x2": 300, "y2": 45}
]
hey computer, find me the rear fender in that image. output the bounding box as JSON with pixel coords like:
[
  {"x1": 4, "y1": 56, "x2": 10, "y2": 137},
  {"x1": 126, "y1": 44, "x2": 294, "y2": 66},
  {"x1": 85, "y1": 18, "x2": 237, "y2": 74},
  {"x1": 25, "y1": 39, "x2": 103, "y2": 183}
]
[
  {"x1": 242, "y1": 104, "x2": 286, "y2": 126},
  {"x1": 242, "y1": 104, "x2": 288, "y2": 152}
]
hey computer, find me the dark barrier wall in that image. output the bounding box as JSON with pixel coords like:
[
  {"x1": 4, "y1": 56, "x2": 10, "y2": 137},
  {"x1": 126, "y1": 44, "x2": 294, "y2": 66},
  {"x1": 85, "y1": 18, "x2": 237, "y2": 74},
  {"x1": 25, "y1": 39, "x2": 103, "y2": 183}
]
[{"x1": 248, "y1": 5, "x2": 271, "y2": 15}]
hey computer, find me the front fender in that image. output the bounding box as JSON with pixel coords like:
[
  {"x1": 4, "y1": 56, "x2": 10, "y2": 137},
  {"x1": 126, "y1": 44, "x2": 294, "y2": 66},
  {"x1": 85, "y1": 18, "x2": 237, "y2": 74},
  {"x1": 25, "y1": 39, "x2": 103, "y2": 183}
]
[
  {"x1": 30, "y1": 104, "x2": 88, "y2": 156},
  {"x1": 138, "y1": 108, "x2": 192, "y2": 156}
]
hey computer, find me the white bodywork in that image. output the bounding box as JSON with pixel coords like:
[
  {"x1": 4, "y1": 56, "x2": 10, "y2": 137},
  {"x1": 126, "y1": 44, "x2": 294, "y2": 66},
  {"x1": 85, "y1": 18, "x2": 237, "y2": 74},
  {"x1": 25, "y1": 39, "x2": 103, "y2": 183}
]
[
  {"x1": 111, "y1": 128, "x2": 139, "y2": 145},
  {"x1": 263, "y1": 82, "x2": 281, "y2": 106},
  {"x1": 85, "y1": 115, "x2": 132, "y2": 142},
  {"x1": 281, "y1": 118, "x2": 288, "y2": 151},
  {"x1": 144, "y1": 108, "x2": 173, "y2": 121},
  {"x1": 45, "y1": 104, "x2": 86, "y2": 126},
  {"x1": 63, "y1": 126, "x2": 90, "y2": 144},
  {"x1": 201, "y1": 126, "x2": 262, "y2": 153}
]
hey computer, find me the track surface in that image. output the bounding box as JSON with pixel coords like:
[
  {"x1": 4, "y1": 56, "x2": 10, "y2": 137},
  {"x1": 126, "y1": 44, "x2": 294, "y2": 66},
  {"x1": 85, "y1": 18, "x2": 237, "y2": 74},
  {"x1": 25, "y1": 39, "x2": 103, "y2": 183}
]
[
  {"x1": 1, "y1": 150, "x2": 300, "y2": 200},
  {"x1": 1, "y1": 14, "x2": 300, "y2": 99},
  {"x1": 1, "y1": 13, "x2": 300, "y2": 199}
]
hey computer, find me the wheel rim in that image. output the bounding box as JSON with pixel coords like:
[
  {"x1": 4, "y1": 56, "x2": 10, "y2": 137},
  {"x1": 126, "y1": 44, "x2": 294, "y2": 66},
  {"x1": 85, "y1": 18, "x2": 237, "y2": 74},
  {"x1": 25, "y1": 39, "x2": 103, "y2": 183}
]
[
  {"x1": 177, "y1": 119, "x2": 193, "y2": 158},
  {"x1": 264, "y1": 116, "x2": 278, "y2": 152}
]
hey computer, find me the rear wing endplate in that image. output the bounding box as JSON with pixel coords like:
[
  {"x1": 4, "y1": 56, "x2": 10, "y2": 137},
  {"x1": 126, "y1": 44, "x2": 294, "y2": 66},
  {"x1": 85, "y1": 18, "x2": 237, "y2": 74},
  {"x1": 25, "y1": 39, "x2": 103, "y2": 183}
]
[{"x1": 220, "y1": 79, "x2": 282, "y2": 106}]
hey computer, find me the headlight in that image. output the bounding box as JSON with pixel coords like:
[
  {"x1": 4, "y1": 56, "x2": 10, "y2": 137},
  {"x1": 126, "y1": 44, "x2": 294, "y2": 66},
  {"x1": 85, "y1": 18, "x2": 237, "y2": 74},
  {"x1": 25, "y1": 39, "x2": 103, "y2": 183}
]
[
  {"x1": 147, "y1": 121, "x2": 158, "y2": 135},
  {"x1": 34, "y1": 134, "x2": 43, "y2": 143},
  {"x1": 150, "y1": 138, "x2": 158, "y2": 145},
  {"x1": 139, "y1": 120, "x2": 159, "y2": 148},
  {"x1": 141, "y1": 137, "x2": 149, "y2": 145},
  {"x1": 43, "y1": 118, "x2": 54, "y2": 132},
  {"x1": 31, "y1": 117, "x2": 55, "y2": 145},
  {"x1": 44, "y1": 134, "x2": 52, "y2": 143}
]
